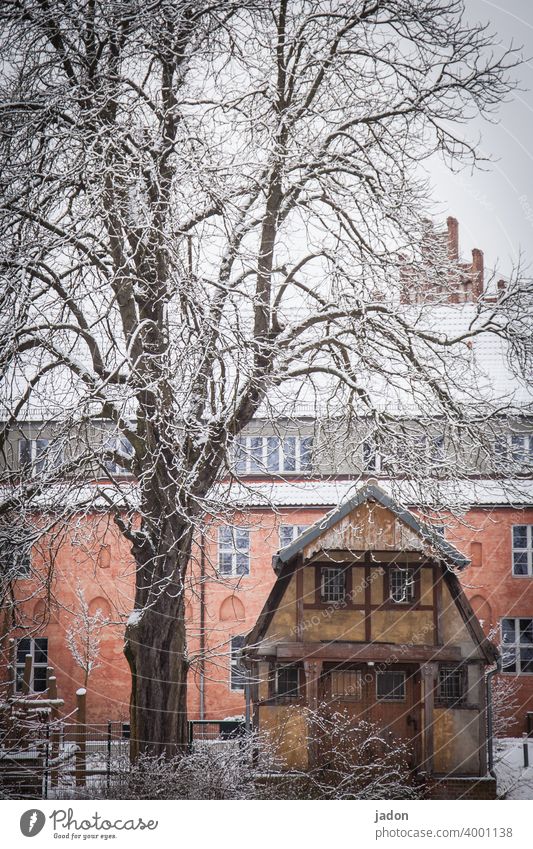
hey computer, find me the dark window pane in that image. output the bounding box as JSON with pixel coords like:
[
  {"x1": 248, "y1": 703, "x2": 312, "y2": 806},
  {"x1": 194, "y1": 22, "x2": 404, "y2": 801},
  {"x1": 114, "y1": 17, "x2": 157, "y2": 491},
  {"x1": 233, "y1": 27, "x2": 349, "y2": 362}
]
[
  {"x1": 300, "y1": 437, "x2": 313, "y2": 471},
  {"x1": 235, "y1": 553, "x2": 249, "y2": 575},
  {"x1": 277, "y1": 665, "x2": 299, "y2": 698},
  {"x1": 390, "y1": 568, "x2": 415, "y2": 603},
  {"x1": 321, "y1": 567, "x2": 345, "y2": 603},
  {"x1": 363, "y1": 440, "x2": 376, "y2": 471},
  {"x1": 219, "y1": 553, "x2": 233, "y2": 574},
  {"x1": 34, "y1": 638, "x2": 48, "y2": 664},
  {"x1": 520, "y1": 648, "x2": 533, "y2": 674},
  {"x1": 33, "y1": 667, "x2": 47, "y2": 692},
  {"x1": 234, "y1": 438, "x2": 247, "y2": 473},
  {"x1": 513, "y1": 552, "x2": 528, "y2": 575},
  {"x1": 279, "y1": 525, "x2": 294, "y2": 548},
  {"x1": 250, "y1": 437, "x2": 263, "y2": 472},
  {"x1": 230, "y1": 636, "x2": 246, "y2": 690},
  {"x1": 437, "y1": 666, "x2": 464, "y2": 705},
  {"x1": 219, "y1": 526, "x2": 232, "y2": 547},
  {"x1": 19, "y1": 439, "x2": 31, "y2": 467},
  {"x1": 519, "y1": 620, "x2": 533, "y2": 644},
  {"x1": 16, "y1": 638, "x2": 31, "y2": 663},
  {"x1": 501, "y1": 649, "x2": 516, "y2": 672},
  {"x1": 235, "y1": 529, "x2": 249, "y2": 551},
  {"x1": 513, "y1": 526, "x2": 527, "y2": 548},
  {"x1": 501, "y1": 619, "x2": 516, "y2": 643},
  {"x1": 266, "y1": 437, "x2": 280, "y2": 472},
  {"x1": 283, "y1": 437, "x2": 296, "y2": 471}
]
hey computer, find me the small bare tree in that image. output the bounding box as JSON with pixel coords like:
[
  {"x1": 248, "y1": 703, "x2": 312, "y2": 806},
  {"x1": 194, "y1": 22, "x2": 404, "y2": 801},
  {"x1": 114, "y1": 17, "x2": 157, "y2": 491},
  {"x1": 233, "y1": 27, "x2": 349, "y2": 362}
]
[{"x1": 66, "y1": 584, "x2": 109, "y2": 688}]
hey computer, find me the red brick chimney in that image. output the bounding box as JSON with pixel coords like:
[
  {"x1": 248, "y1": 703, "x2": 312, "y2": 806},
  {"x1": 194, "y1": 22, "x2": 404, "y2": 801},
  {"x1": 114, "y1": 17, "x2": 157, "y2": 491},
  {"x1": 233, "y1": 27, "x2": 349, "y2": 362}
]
[
  {"x1": 471, "y1": 248, "x2": 484, "y2": 299},
  {"x1": 447, "y1": 216, "x2": 459, "y2": 261}
]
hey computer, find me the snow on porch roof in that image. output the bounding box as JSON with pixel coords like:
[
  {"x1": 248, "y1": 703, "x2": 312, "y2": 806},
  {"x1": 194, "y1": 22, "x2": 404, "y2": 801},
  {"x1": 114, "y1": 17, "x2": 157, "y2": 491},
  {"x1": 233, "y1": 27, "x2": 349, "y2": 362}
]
[{"x1": 274, "y1": 483, "x2": 470, "y2": 570}]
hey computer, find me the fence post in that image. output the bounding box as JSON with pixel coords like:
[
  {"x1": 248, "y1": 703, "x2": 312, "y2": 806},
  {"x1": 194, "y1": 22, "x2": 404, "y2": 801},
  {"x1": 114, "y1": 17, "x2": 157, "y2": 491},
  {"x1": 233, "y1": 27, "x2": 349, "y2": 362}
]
[
  {"x1": 75, "y1": 689, "x2": 87, "y2": 788},
  {"x1": 523, "y1": 733, "x2": 529, "y2": 768},
  {"x1": 44, "y1": 723, "x2": 50, "y2": 800},
  {"x1": 48, "y1": 671, "x2": 60, "y2": 788},
  {"x1": 107, "y1": 721, "x2": 112, "y2": 792}
]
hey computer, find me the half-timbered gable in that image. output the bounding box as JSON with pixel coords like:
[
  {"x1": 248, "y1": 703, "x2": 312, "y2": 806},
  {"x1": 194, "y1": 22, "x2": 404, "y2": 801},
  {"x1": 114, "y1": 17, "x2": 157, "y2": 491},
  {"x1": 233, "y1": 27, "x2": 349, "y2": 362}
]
[{"x1": 245, "y1": 484, "x2": 498, "y2": 794}]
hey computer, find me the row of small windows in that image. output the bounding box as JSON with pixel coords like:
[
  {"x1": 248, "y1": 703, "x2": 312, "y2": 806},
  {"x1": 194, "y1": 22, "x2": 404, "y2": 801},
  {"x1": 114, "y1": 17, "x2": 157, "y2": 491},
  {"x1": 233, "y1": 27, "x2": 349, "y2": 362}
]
[
  {"x1": 241, "y1": 663, "x2": 467, "y2": 706},
  {"x1": 233, "y1": 436, "x2": 313, "y2": 474},
  {"x1": 12, "y1": 430, "x2": 533, "y2": 478}
]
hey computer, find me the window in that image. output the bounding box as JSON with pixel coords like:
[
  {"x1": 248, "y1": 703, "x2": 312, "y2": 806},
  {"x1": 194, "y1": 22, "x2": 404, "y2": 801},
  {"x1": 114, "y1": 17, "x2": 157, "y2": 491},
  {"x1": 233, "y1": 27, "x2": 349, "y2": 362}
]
[
  {"x1": 0, "y1": 530, "x2": 32, "y2": 579},
  {"x1": 230, "y1": 635, "x2": 246, "y2": 690},
  {"x1": 104, "y1": 435, "x2": 133, "y2": 474},
  {"x1": 510, "y1": 433, "x2": 533, "y2": 466},
  {"x1": 362, "y1": 439, "x2": 379, "y2": 472},
  {"x1": 275, "y1": 665, "x2": 300, "y2": 700},
  {"x1": 15, "y1": 638, "x2": 48, "y2": 693},
  {"x1": 329, "y1": 669, "x2": 362, "y2": 701},
  {"x1": 18, "y1": 438, "x2": 62, "y2": 474},
  {"x1": 218, "y1": 527, "x2": 250, "y2": 576},
  {"x1": 389, "y1": 567, "x2": 415, "y2": 603},
  {"x1": 512, "y1": 525, "x2": 533, "y2": 576},
  {"x1": 437, "y1": 665, "x2": 465, "y2": 706},
  {"x1": 279, "y1": 524, "x2": 309, "y2": 549},
  {"x1": 430, "y1": 434, "x2": 445, "y2": 465},
  {"x1": 320, "y1": 566, "x2": 345, "y2": 603},
  {"x1": 376, "y1": 670, "x2": 406, "y2": 701},
  {"x1": 501, "y1": 618, "x2": 533, "y2": 674},
  {"x1": 233, "y1": 436, "x2": 313, "y2": 474}
]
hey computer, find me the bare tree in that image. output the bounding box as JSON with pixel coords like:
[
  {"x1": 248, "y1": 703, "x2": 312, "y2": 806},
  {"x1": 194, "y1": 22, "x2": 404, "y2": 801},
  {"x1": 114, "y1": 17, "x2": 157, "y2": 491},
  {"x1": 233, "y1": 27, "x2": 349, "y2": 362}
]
[
  {"x1": 0, "y1": 0, "x2": 530, "y2": 756},
  {"x1": 66, "y1": 583, "x2": 109, "y2": 688}
]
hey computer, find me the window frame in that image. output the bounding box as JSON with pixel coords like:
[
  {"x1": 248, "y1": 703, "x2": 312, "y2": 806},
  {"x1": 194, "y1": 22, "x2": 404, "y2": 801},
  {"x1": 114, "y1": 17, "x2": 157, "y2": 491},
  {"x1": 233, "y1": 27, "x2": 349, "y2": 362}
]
[
  {"x1": 386, "y1": 565, "x2": 418, "y2": 605},
  {"x1": 510, "y1": 433, "x2": 533, "y2": 467},
  {"x1": 512, "y1": 525, "x2": 533, "y2": 577},
  {"x1": 319, "y1": 565, "x2": 347, "y2": 604},
  {"x1": 18, "y1": 437, "x2": 63, "y2": 475},
  {"x1": 376, "y1": 670, "x2": 406, "y2": 702},
  {"x1": 15, "y1": 637, "x2": 49, "y2": 693},
  {"x1": 436, "y1": 664, "x2": 466, "y2": 707},
  {"x1": 218, "y1": 526, "x2": 250, "y2": 577},
  {"x1": 229, "y1": 635, "x2": 246, "y2": 691},
  {"x1": 272, "y1": 663, "x2": 301, "y2": 702},
  {"x1": 279, "y1": 523, "x2": 309, "y2": 550},
  {"x1": 233, "y1": 435, "x2": 313, "y2": 474},
  {"x1": 501, "y1": 617, "x2": 533, "y2": 675}
]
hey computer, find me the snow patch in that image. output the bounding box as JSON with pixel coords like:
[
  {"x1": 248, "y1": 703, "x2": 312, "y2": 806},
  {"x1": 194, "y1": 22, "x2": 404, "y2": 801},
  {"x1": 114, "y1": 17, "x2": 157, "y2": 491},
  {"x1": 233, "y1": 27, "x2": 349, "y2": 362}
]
[{"x1": 127, "y1": 609, "x2": 144, "y2": 627}]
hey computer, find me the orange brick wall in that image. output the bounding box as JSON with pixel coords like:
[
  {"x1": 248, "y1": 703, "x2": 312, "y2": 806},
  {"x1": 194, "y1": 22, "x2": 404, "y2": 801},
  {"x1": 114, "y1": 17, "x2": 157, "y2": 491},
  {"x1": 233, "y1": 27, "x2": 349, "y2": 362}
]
[{"x1": 2, "y1": 504, "x2": 533, "y2": 735}]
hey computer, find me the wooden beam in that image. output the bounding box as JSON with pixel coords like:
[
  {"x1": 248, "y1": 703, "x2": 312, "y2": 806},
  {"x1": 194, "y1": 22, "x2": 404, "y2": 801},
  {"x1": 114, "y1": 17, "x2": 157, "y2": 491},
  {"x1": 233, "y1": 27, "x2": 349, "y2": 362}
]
[
  {"x1": 276, "y1": 642, "x2": 463, "y2": 663},
  {"x1": 296, "y1": 555, "x2": 304, "y2": 641},
  {"x1": 421, "y1": 663, "x2": 436, "y2": 775}
]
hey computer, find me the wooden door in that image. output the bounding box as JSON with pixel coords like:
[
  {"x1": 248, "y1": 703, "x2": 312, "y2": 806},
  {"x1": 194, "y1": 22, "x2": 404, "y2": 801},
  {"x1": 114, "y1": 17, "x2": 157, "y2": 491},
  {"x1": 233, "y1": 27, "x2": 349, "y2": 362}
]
[{"x1": 317, "y1": 663, "x2": 421, "y2": 770}]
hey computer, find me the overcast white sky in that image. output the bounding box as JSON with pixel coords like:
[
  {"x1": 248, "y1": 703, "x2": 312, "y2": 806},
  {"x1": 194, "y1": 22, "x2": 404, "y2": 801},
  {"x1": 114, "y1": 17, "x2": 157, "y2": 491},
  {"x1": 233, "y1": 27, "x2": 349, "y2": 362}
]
[{"x1": 427, "y1": 0, "x2": 533, "y2": 276}]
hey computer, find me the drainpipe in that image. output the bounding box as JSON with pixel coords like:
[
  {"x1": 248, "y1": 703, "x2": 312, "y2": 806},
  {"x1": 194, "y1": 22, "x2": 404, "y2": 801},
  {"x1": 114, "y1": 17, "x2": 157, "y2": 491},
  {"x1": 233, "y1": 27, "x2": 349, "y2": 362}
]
[
  {"x1": 486, "y1": 657, "x2": 502, "y2": 778},
  {"x1": 199, "y1": 528, "x2": 206, "y2": 721}
]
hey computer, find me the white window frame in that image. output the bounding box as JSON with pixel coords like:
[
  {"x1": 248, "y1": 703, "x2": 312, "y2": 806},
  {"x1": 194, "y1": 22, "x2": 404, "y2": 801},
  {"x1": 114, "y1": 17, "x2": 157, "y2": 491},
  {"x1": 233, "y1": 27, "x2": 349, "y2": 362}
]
[
  {"x1": 320, "y1": 566, "x2": 346, "y2": 604},
  {"x1": 233, "y1": 436, "x2": 313, "y2": 474},
  {"x1": 218, "y1": 527, "x2": 250, "y2": 576},
  {"x1": 389, "y1": 566, "x2": 415, "y2": 604},
  {"x1": 512, "y1": 525, "x2": 533, "y2": 577},
  {"x1": 230, "y1": 635, "x2": 246, "y2": 691},
  {"x1": 15, "y1": 637, "x2": 48, "y2": 693},
  {"x1": 501, "y1": 618, "x2": 533, "y2": 674},
  {"x1": 279, "y1": 524, "x2": 309, "y2": 549},
  {"x1": 18, "y1": 437, "x2": 63, "y2": 474}
]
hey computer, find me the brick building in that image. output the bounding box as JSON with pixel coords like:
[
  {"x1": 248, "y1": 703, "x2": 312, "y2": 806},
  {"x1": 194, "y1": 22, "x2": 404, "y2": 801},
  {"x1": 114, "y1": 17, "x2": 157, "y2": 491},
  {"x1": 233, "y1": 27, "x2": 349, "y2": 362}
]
[{"x1": 1, "y1": 218, "x2": 532, "y2": 738}]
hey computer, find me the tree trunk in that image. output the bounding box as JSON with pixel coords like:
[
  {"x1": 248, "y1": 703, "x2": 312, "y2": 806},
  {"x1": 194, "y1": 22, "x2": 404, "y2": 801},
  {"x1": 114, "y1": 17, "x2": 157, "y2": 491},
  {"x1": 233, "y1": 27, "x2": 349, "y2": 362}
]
[{"x1": 124, "y1": 515, "x2": 192, "y2": 758}]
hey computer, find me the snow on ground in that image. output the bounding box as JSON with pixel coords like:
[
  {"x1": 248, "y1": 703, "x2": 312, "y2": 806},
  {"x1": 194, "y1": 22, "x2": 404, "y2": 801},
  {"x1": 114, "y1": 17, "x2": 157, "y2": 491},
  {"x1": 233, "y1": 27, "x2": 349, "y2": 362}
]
[{"x1": 494, "y1": 738, "x2": 533, "y2": 799}]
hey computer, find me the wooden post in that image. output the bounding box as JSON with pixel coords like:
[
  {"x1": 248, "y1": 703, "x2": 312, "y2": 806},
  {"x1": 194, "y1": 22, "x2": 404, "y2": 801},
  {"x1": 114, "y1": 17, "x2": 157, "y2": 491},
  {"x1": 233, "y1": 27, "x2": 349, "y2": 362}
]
[
  {"x1": 75, "y1": 688, "x2": 87, "y2": 788},
  {"x1": 48, "y1": 670, "x2": 60, "y2": 787},
  {"x1": 304, "y1": 660, "x2": 322, "y2": 769},
  {"x1": 6, "y1": 638, "x2": 15, "y2": 699},
  {"x1": 477, "y1": 663, "x2": 488, "y2": 775},
  {"x1": 421, "y1": 663, "x2": 435, "y2": 775}
]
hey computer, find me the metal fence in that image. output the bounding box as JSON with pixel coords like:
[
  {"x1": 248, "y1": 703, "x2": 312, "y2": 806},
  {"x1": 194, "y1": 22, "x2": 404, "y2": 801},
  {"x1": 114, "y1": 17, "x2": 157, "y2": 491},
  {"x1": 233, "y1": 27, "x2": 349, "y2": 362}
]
[{"x1": 1, "y1": 719, "x2": 245, "y2": 799}]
